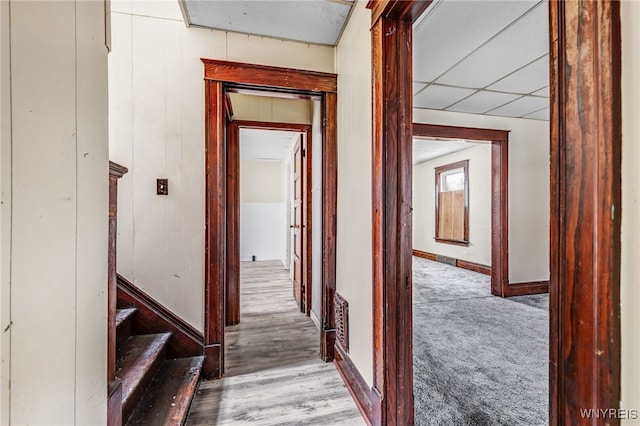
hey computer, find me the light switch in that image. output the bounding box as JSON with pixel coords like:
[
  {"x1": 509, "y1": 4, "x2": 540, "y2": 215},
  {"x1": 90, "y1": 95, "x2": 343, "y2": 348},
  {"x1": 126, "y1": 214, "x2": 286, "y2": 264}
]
[{"x1": 157, "y1": 179, "x2": 168, "y2": 195}]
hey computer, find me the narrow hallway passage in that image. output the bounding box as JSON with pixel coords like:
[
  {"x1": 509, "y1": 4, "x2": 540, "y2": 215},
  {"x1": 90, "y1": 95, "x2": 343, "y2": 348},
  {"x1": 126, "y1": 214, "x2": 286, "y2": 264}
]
[{"x1": 186, "y1": 261, "x2": 364, "y2": 425}]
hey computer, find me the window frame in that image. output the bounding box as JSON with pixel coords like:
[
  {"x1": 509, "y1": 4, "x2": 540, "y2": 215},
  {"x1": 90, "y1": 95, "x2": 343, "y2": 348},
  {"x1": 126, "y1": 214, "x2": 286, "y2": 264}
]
[{"x1": 434, "y1": 159, "x2": 469, "y2": 246}]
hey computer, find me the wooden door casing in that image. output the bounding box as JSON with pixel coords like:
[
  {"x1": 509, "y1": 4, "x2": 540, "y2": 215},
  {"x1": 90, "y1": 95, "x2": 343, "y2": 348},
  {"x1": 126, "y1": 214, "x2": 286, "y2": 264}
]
[
  {"x1": 292, "y1": 135, "x2": 303, "y2": 309},
  {"x1": 202, "y1": 60, "x2": 338, "y2": 379}
]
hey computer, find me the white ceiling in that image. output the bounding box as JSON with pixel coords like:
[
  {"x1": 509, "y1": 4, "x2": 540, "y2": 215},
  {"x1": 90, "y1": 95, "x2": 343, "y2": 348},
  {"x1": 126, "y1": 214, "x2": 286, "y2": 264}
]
[
  {"x1": 183, "y1": 0, "x2": 354, "y2": 46},
  {"x1": 413, "y1": 138, "x2": 483, "y2": 165},
  {"x1": 240, "y1": 128, "x2": 299, "y2": 161},
  {"x1": 413, "y1": 0, "x2": 549, "y2": 121}
]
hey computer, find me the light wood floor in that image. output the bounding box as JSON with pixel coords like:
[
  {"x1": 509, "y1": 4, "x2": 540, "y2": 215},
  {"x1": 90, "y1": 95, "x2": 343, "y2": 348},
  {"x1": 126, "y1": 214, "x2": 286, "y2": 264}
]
[{"x1": 186, "y1": 261, "x2": 365, "y2": 425}]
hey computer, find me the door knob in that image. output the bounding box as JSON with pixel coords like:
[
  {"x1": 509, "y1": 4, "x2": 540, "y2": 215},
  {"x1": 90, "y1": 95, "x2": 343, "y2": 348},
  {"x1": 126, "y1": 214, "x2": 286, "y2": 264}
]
[{"x1": 290, "y1": 225, "x2": 300, "y2": 229}]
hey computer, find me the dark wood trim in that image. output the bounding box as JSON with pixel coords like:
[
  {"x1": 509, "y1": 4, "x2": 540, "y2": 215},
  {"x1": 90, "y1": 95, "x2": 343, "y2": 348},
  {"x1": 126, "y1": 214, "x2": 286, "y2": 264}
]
[
  {"x1": 334, "y1": 344, "x2": 379, "y2": 426},
  {"x1": 116, "y1": 274, "x2": 204, "y2": 359},
  {"x1": 549, "y1": 1, "x2": 622, "y2": 424},
  {"x1": 412, "y1": 249, "x2": 491, "y2": 276},
  {"x1": 504, "y1": 281, "x2": 549, "y2": 297},
  {"x1": 225, "y1": 120, "x2": 312, "y2": 321},
  {"x1": 414, "y1": 123, "x2": 510, "y2": 143},
  {"x1": 107, "y1": 378, "x2": 122, "y2": 426},
  {"x1": 108, "y1": 161, "x2": 127, "y2": 426},
  {"x1": 204, "y1": 80, "x2": 225, "y2": 379},
  {"x1": 433, "y1": 238, "x2": 469, "y2": 246},
  {"x1": 202, "y1": 345, "x2": 222, "y2": 379},
  {"x1": 303, "y1": 129, "x2": 313, "y2": 315},
  {"x1": 202, "y1": 59, "x2": 337, "y2": 93},
  {"x1": 434, "y1": 160, "x2": 469, "y2": 245},
  {"x1": 224, "y1": 93, "x2": 234, "y2": 121},
  {"x1": 370, "y1": 9, "x2": 414, "y2": 425},
  {"x1": 456, "y1": 259, "x2": 492, "y2": 276},
  {"x1": 367, "y1": 0, "x2": 432, "y2": 27},
  {"x1": 320, "y1": 92, "x2": 338, "y2": 362},
  {"x1": 225, "y1": 121, "x2": 240, "y2": 326},
  {"x1": 203, "y1": 61, "x2": 338, "y2": 376},
  {"x1": 227, "y1": 120, "x2": 310, "y2": 133},
  {"x1": 491, "y1": 140, "x2": 509, "y2": 297},
  {"x1": 226, "y1": 86, "x2": 320, "y2": 101},
  {"x1": 373, "y1": 1, "x2": 622, "y2": 425},
  {"x1": 411, "y1": 249, "x2": 436, "y2": 261}
]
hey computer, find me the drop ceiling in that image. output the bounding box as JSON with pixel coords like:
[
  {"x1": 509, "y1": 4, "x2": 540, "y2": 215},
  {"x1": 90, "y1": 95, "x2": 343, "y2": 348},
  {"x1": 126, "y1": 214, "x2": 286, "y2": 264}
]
[
  {"x1": 182, "y1": 0, "x2": 549, "y2": 121},
  {"x1": 413, "y1": 0, "x2": 549, "y2": 121},
  {"x1": 182, "y1": 0, "x2": 354, "y2": 46}
]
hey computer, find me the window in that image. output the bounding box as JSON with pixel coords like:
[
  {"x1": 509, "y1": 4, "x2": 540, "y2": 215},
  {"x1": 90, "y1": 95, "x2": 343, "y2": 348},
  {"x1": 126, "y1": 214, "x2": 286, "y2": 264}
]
[{"x1": 435, "y1": 160, "x2": 469, "y2": 245}]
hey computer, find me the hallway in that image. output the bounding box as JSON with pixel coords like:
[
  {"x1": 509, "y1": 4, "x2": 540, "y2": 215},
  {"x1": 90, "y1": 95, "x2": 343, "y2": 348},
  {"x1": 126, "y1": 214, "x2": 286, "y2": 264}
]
[{"x1": 186, "y1": 261, "x2": 364, "y2": 425}]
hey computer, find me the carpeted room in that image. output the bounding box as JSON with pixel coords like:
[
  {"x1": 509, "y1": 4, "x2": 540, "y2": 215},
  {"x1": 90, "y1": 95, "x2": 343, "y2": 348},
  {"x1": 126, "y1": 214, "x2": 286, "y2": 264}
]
[{"x1": 412, "y1": 257, "x2": 548, "y2": 425}]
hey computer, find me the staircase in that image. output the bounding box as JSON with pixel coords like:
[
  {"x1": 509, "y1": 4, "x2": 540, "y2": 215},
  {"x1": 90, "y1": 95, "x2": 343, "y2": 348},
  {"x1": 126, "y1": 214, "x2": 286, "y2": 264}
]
[
  {"x1": 115, "y1": 306, "x2": 203, "y2": 425},
  {"x1": 109, "y1": 162, "x2": 203, "y2": 425}
]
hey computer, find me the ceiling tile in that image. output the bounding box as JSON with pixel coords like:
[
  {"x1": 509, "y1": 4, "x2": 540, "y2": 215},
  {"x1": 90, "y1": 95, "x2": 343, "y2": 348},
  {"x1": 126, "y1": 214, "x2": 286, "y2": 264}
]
[
  {"x1": 487, "y1": 55, "x2": 549, "y2": 94},
  {"x1": 447, "y1": 91, "x2": 521, "y2": 114},
  {"x1": 413, "y1": 82, "x2": 427, "y2": 95},
  {"x1": 435, "y1": 1, "x2": 549, "y2": 89},
  {"x1": 413, "y1": 0, "x2": 538, "y2": 82},
  {"x1": 522, "y1": 107, "x2": 550, "y2": 121},
  {"x1": 414, "y1": 84, "x2": 476, "y2": 110},
  {"x1": 184, "y1": 0, "x2": 352, "y2": 46},
  {"x1": 487, "y1": 95, "x2": 549, "y2": 118},
  {"x1": 531, "y1": 86, "x2": 549, "y2": 97}
]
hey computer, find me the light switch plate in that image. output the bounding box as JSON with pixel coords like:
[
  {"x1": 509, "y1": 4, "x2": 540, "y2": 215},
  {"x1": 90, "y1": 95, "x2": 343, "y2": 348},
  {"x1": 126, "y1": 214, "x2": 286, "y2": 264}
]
[{"x1": 157, "y1": 179, "x2": 168, "y2": 195}]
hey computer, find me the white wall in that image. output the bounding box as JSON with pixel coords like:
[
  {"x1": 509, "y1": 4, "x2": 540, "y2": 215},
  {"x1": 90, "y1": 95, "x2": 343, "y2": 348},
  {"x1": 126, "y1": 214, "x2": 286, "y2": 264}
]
[
  {"x1": 108, "y1": 0, "x2": 334, "y2": 331},
  {"x1": 1, "y1": 1, "x2": 109, "y2": 424},
  {"x1": 335, "y1": 0, "x2": 374, "y2": 386},
  {"x1": 413, "y1": 109, "x2": 549, "y2": 283},
  {"x1": 1, "y1": 2, "x2": 11, "y2": 422},
  {"x1": 283, "y1": 157, "x2": 292, "y2": 269},
  {"x1": 621, "y1": 0, "x2": 640, "y2": 422},
  {"x1": 240, "y1": 160, "x2": 286, "y2": 262},
  {"x1": 413, "y1": 145, "x2": 492, "y2": 266}
]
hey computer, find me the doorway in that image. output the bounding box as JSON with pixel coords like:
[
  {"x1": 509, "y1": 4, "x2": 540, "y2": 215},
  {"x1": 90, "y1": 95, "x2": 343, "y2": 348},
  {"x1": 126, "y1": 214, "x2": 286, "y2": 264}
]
[
  {"x1": 368, "y1": 1, "x2": 622, "y2": 425},
  {"x1": 201, "y1": 60, "x2": 338, "y2": 379},
  {"x1": 226, "y1": 120, "x2": 313, "y2": 321}
]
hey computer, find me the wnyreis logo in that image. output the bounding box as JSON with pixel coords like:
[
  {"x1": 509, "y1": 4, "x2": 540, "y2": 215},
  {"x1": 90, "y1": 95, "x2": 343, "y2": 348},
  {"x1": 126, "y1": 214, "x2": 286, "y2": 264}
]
[{"x1": 579, "y1": 409, "x2": 638, "y2": 420}]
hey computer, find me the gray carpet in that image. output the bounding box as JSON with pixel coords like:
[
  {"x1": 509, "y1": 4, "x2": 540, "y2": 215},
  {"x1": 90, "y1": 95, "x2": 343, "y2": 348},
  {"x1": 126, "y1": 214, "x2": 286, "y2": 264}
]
[{"x1": 413, "y1": 257, "x2": 548, "y2": 426}]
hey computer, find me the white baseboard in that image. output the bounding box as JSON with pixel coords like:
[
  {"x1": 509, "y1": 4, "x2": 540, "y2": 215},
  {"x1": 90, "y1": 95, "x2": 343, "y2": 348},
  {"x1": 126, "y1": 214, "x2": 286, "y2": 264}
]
[{"x1": 310, "y1": 309, "x2": 321, "y2": 330}]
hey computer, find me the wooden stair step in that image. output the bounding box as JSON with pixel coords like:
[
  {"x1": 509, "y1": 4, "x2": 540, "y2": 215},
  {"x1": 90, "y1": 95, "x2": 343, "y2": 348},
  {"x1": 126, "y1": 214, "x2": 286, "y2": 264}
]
[
  {"x1": 116, "y1": 308, "x2": 137, "y2": 347},
  {"x1": 116, "y1": 308, "x2": 137, "y2": 328},
  {"x1": 117, "y1": 333, "x2": 172, "y2": 421},
  {"x1": 127, "y1": 356, "x2": 205, "y2": 426}
]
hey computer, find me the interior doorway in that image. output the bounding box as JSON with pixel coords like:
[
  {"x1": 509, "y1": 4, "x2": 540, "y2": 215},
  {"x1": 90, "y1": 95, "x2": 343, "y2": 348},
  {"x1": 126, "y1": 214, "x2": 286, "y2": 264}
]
[
  {"x1": 226, "y1": 120, "x2": 313, "y2": 322},
  {"x1": 368, "y1": 1, "x2": 622, "y2": 424},
  {"x1": 201, "y1": 60, "x2": 338, "y2": 379}
]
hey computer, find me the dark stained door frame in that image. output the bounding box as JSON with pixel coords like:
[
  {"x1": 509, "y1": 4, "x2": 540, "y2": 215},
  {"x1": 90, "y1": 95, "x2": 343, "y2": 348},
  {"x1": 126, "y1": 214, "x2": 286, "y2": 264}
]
[
  {"x1": 413, "y1": 124, "x2": 509, "y2": 297},
  {"x1": 226, "y1": 120, "x2": 313, "y2": 322},
  {"x1": 202, "y1": 59, "x2": 338, "y2": 379},
  {"x1": 368, "y1": 1, "x2": 621, "y2": 425}
]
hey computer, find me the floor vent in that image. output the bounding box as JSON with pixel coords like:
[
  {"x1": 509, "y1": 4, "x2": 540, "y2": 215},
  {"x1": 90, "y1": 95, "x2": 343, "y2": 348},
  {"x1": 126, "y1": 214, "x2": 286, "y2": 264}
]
[
  {"x1": 334, "y1": 292, "x2": 349, "y2": 352},
  {"x1": 436, "y1": 255, "x2": 457, "y2": 266}
]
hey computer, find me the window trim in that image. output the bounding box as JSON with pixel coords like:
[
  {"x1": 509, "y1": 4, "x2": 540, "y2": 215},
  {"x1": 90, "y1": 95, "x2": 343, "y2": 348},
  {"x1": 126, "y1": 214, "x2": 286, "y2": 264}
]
[{"x1": 434, "y1": 159, "x2": 469, "y2": 246}]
